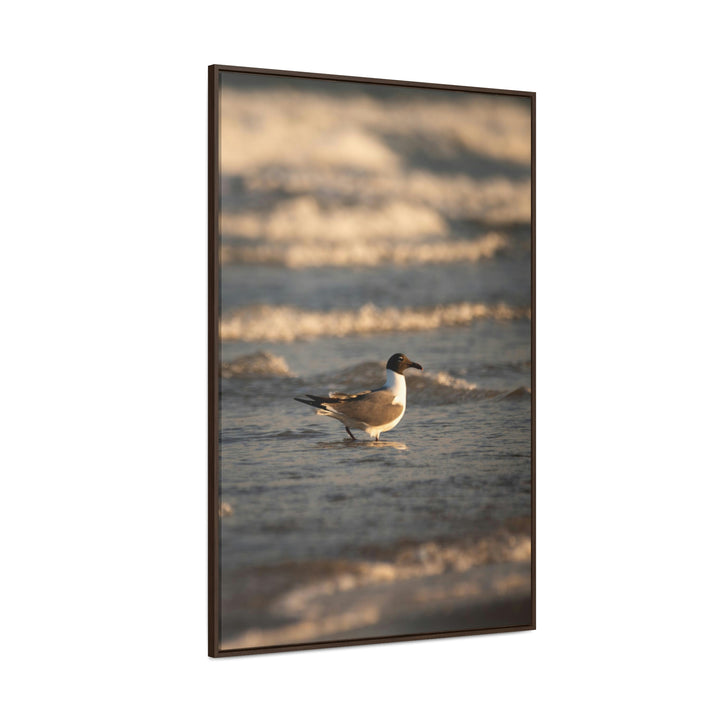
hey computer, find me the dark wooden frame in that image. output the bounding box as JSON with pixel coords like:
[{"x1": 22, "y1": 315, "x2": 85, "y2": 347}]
[{"x1": 208, "y1": 64, "x2": 536, "y2": 657}]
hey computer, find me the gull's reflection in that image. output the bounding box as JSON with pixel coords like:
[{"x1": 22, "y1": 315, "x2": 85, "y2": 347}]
[{"x1": 316, "y1": 439, "x2": 408, "y2": 451}]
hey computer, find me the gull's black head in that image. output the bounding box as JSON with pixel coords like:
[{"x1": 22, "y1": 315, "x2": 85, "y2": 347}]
[{"x1": 386, "y1": 353, "x2": 423, "y2": 375}]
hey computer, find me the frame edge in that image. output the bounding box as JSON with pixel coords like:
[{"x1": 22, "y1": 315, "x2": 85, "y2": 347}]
[
  {"x1": 208, "y1": 64, "x2": 221, "y2": 658},
  {"x1": 210, "y1": 63, "x2": 535, "y2": 98}
]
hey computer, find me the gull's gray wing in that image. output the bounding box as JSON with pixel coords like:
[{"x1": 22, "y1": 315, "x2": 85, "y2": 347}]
[{"x1": 326, "y1": 389, "x2": 403, "y2": 426}]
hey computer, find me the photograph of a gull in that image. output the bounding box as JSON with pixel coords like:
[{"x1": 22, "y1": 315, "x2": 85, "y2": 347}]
[
  {"x1": 294, "y1": 353, "x2": 423, "y2": 440},
  {"x1": 215, "y1": 67, "x2": 533, "y2": 652}
]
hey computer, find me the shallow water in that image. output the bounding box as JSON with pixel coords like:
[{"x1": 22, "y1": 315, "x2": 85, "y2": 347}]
[
  {"x1": 216, "y1": 71, "x2": 533, "y2": 650},
  {"x1": 218, "y1": 326, "x2": 532, "y2": 648}
]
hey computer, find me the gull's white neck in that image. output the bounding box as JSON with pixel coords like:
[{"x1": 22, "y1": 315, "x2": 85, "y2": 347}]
[{"x1": 383, "y1": 369, "x2": 406, "y2": 405}]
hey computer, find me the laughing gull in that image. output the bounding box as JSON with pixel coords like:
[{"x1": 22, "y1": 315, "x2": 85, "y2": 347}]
[{"x1": 294, "y1": 353, "x2": 423, "y2": 441}]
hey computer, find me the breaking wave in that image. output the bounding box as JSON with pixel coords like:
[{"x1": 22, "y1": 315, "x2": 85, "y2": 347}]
[
  {"x1": 238, "y1": 171, "x2": 531, "y2": 226},
  {"x1": 409, "y1": 371, "x2": 500, "y2": 404},
  {"x1": 222, "y1": 525, "x2": 531, "y2": 649},
  {"x1": 219, "y1": 302, "x2": 530, "y2": 342},
  {"x1": 276, "y1": 532, "x2": 531, "y2": 613},
  {"x1": 221, "y1": 196, "x2": 447, "y2": 243},
  {"x1": 220, "y1": 356, "x2": 530, "y2": 406},
  {"x1": 220, "y1": 233, "x2": 508, "y2": 268},
  {"x1": 220, "y1": 351, "x2": 294, "y2": 378},
  {"x1": 220, "y1": 88, "x2": 531, "y2": 175},
  {"x1": 310, "y1": 363, "x2": 530, "y2": 406}
]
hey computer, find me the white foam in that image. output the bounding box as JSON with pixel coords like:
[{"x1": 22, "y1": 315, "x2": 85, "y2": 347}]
[
  {"x1": 219, "y1": 301, "x2": 530, "y2": 342},
  {"x1": 425, "y1": 371, "x2": 479, "y2": 391},
  {"x1": 220, "y1": 233, "x2": 508, "y2": 267},
  {"x1": 276, "y1": 533, "x2": 532, "y2": 617},
  {"x1": 242, "y1": 171, "x2": 531, "y2": 225},
  {"x1": 221, "y1": 196, "x2": 446, "y2": 243},
  {"x1": 220, "y1": 89, "x2": 531, "y2": 175},
  {"x1": 221, "y1": 532, "x2": 531, "y2": 650},
  {"x1": 220, "y1": 350, "x2": 293, "y2": 377}
]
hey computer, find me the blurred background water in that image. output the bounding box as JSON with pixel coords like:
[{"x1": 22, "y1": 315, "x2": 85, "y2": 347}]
[{"x1": 216, "y1": 71, "x2": 533, "y2": 650}]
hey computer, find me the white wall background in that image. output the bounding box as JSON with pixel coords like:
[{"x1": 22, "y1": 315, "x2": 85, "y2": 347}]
[{"x1": 2, "y1": 2, "x2": 718, "y2": 718}]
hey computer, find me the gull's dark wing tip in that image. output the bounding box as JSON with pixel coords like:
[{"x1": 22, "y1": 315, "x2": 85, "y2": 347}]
[
  {"x1": 294, "y1": 391, "x2": 372, "y2": 408},
  {"x1": 307, "y1": 393, "x2": 344, "y2": 405},
  {"x1": 295, "y1": 394, "x2": 336, "y2": 408}
]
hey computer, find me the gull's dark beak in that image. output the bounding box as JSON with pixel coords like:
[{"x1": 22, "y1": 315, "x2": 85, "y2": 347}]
[{"x1": 409, "y1": 361, "x2": 423, "y2": 371}]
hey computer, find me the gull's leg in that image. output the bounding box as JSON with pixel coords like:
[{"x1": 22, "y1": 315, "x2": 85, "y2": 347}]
[{"x1": 345, "y1": 427, "x2": 356, "y2": 440}]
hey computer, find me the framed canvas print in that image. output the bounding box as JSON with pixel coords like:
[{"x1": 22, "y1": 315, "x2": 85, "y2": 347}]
[{"x1": 208, "y1": 64, "x2": 535, "y2": 657}]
